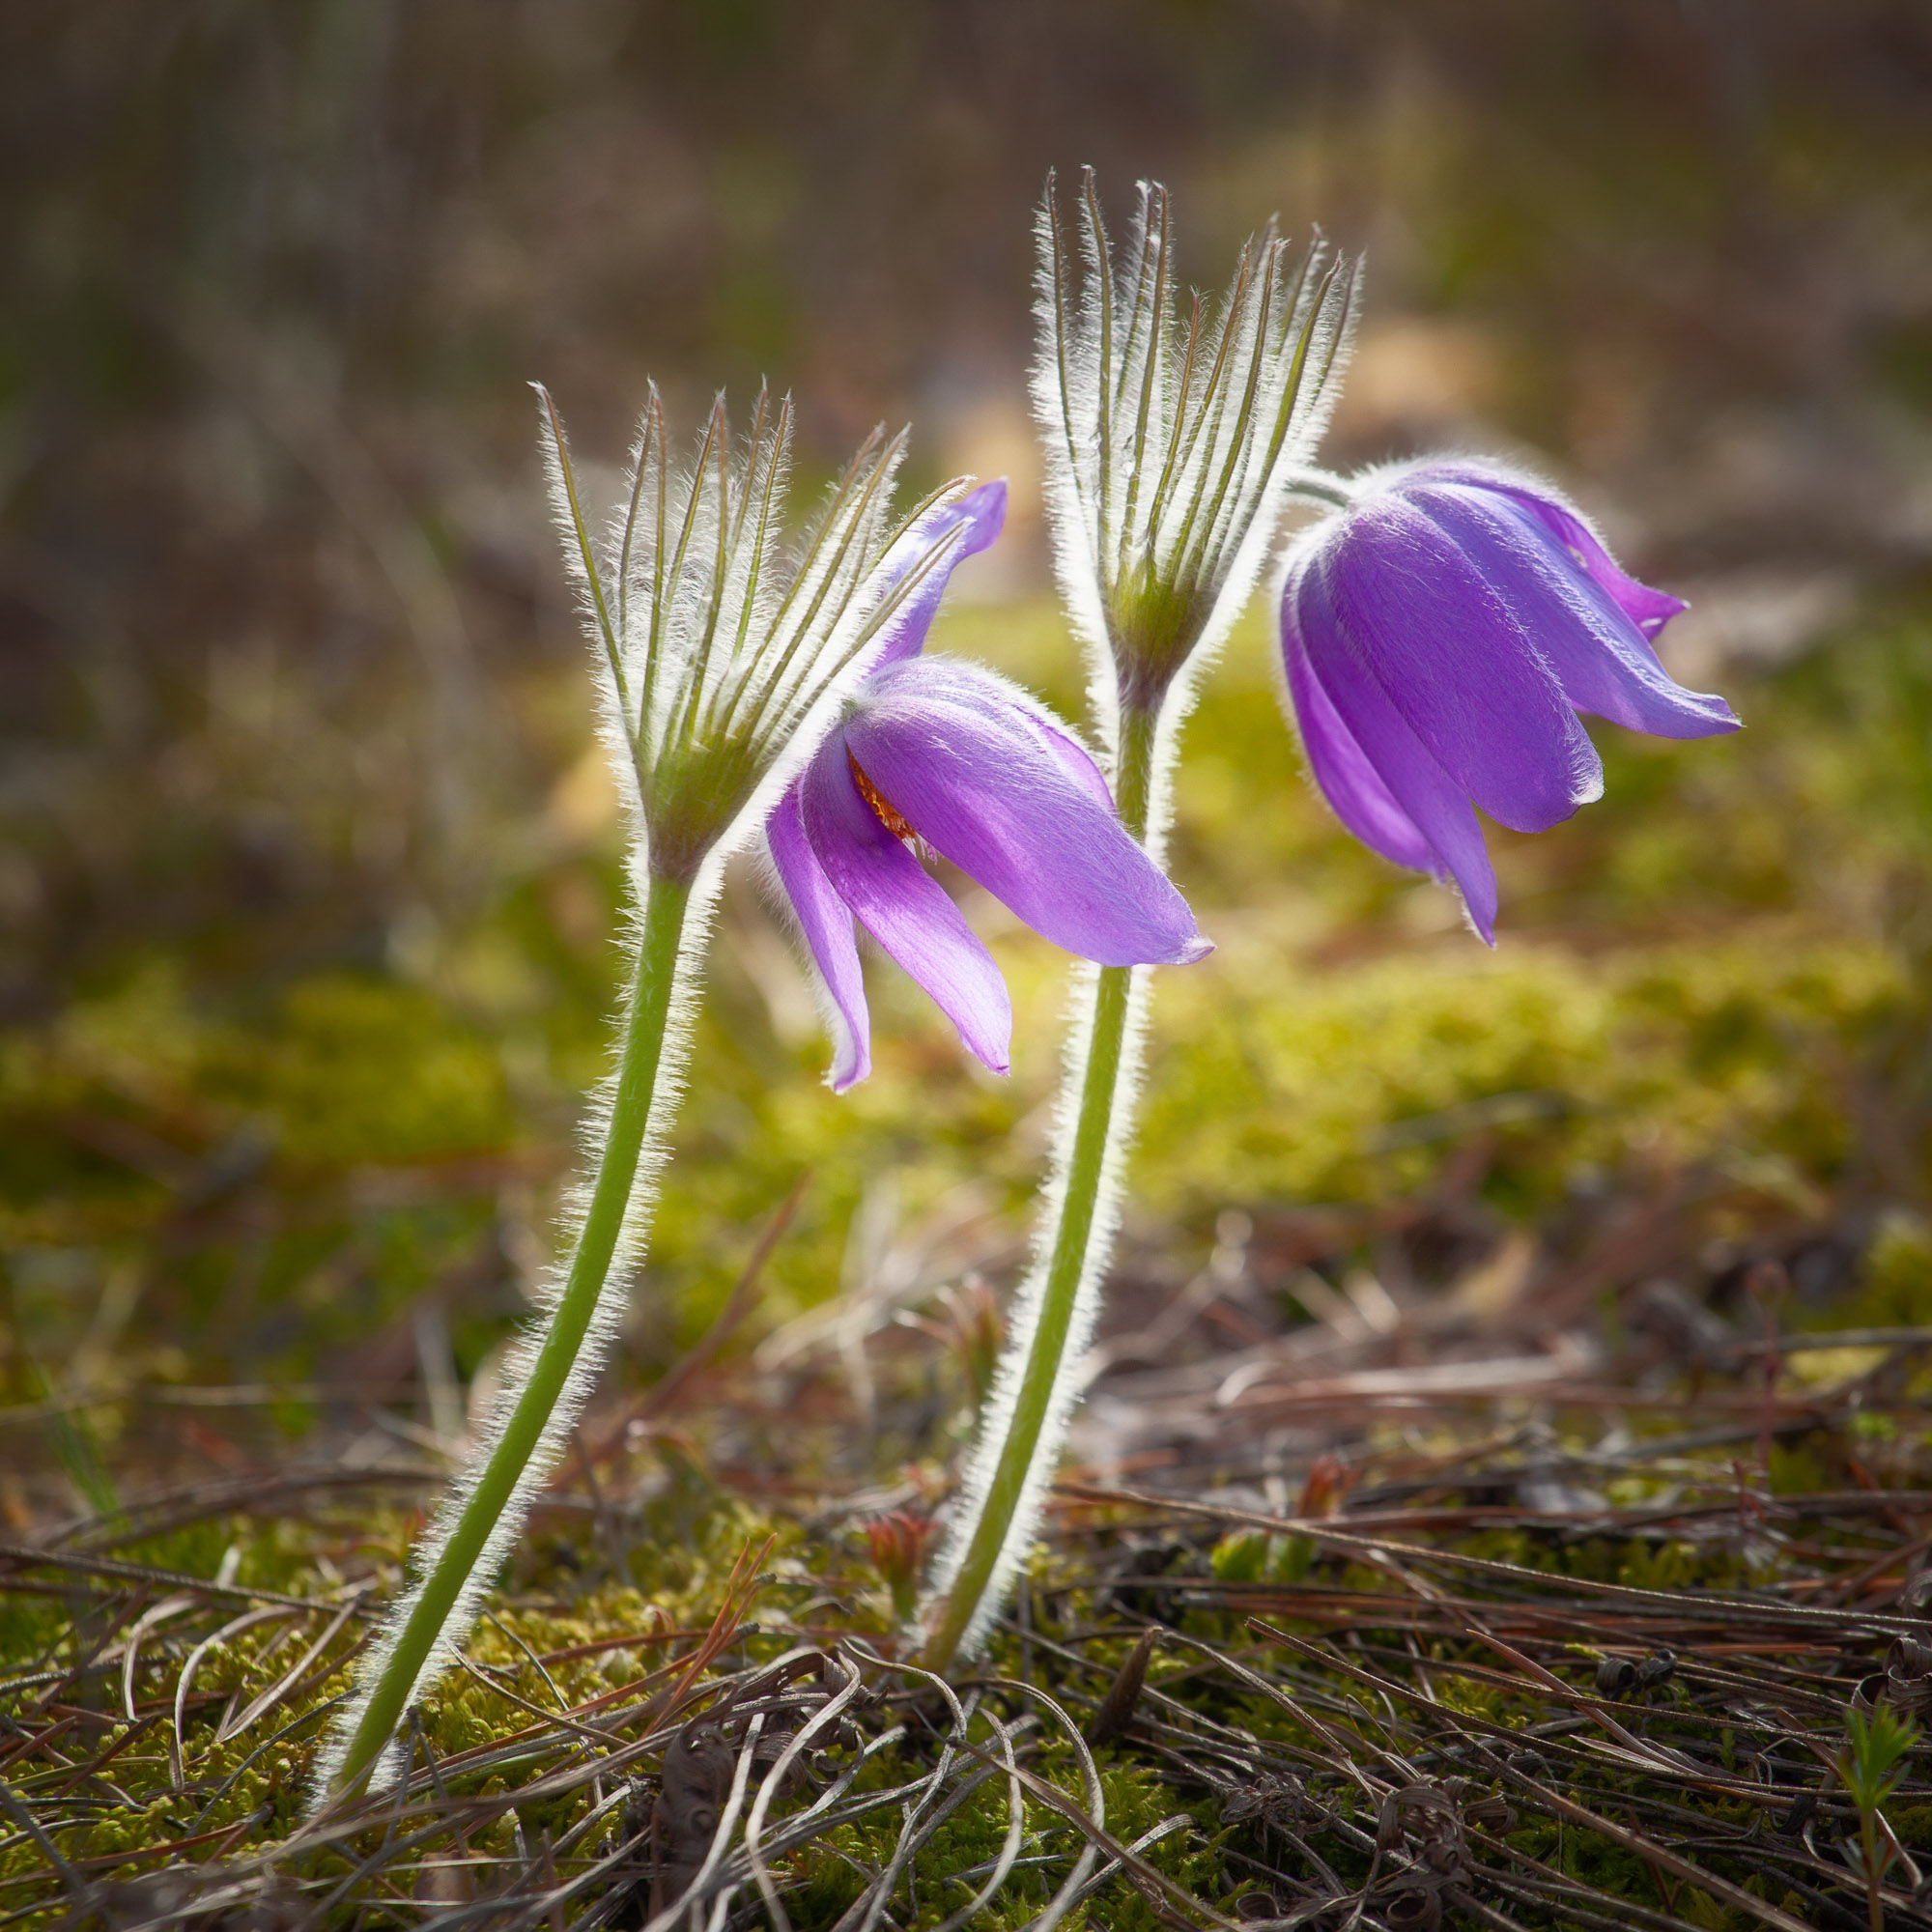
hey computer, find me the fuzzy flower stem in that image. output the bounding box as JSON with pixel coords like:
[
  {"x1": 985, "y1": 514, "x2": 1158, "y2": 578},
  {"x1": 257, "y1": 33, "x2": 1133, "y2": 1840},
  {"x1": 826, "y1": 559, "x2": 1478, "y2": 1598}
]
[
  {"x1": 923, "y1": 176, "x2": 1358, "y2": 1668},
  {"x1": 323, "y1": 869, "x2": 695, "y2": 1800},
  {"x1": 921, "y1": 702, "x2": 1159, "y2": 1673}
]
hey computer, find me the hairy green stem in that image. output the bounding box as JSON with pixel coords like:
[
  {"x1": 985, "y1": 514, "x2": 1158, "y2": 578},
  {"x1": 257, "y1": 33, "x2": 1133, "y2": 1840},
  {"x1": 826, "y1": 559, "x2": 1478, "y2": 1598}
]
[
  {"x1": 323, "y1": 870, "x2": 695, "y2": 1799},
  {"x1": 923, "y1": 703, "x2": 1162, "y2": 1673}
]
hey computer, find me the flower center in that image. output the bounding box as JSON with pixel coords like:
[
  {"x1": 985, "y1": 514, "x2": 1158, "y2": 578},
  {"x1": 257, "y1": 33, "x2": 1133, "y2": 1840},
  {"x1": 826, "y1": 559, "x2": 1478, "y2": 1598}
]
[{"x1": 848, "y1": 751, "x2": 918, "y2": 842}]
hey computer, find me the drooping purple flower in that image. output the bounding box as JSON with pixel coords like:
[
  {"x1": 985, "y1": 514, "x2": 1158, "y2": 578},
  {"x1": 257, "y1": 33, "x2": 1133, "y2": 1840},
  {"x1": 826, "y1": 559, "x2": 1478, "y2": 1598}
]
[
  {"x1": 1278, "y1": 456, "x2": 1740, "y2": 942},
  {"x1": 768, "y1": 482, "x2": 1210, "y2": 1092}
]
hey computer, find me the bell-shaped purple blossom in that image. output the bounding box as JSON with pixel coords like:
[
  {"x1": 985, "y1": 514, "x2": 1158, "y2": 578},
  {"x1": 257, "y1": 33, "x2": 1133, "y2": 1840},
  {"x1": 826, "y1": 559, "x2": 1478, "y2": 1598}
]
[
  {"x1": 767, "y1": 482, "x2": 1210, "y2": 1092},
  {"x1": 1279, "y1": 456, "x2": 1740, "y2": 942}
]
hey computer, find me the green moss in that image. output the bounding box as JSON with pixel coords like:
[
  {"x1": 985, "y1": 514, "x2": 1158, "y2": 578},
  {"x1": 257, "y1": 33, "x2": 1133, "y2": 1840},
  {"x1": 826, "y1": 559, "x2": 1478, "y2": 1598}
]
[
  {"x1": 1836, "y1": 1212, "x2": 1932, "y2": 1329},
  {"x1": 1140, "y1": 935, "x2": 1900, "y2": 1221},
  {"x1": 204, "y1": 974, "x2": 519, "y2": 1165},
  {"x1": 787, "y1": 1744, "x2": 1218, "y2": 1932},
  {"x1": 9, "y1": 602, "x2": 1932, "y2": 1431},
  {"x1": 5, "y1": 554, "x2": 1932, "y2": 1924}
]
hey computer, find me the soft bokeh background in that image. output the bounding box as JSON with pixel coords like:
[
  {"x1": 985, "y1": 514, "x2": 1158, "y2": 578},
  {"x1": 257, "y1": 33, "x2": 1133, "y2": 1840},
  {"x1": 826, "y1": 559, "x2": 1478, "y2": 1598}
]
[{"x1": 5, "y1": 1, "x2": 1932, "y2": 1507}]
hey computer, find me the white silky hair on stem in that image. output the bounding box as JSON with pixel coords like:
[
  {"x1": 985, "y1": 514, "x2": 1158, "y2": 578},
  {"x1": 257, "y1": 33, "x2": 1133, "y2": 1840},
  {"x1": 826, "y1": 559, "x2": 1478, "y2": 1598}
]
[
  {"x1": 313, "y1": 387, "x2": 979, "y2": 1803},
  {"x1": 921, "y1": 175, "x2": 1358, "y2": 1669},
  {"x1": 923, "y1": 953, "x2": 1153, "y2": 1658},
  {"x1": 922, "y1": 661, "x2": 1218, "y2": 1662},
  {"x1": 309, "y1": 860, "x2": 720, "y2": 1799}
]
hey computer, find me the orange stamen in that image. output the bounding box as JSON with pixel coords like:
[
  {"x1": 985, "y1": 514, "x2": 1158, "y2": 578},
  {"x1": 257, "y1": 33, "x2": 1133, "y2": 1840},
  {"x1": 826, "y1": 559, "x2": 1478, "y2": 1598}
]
[{"x1": 848, "y1": 751, "x2": 918, "y2": 842}]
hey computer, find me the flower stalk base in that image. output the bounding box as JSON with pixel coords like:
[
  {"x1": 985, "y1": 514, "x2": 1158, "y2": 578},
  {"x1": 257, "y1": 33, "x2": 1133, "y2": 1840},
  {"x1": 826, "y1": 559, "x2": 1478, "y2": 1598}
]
[
  {"x1": 921, "y1": 704, "x2": 1162, "y2": 1672},
  {"x1": 316, "y1": 869, "x2": 696, "y2": 1803}
]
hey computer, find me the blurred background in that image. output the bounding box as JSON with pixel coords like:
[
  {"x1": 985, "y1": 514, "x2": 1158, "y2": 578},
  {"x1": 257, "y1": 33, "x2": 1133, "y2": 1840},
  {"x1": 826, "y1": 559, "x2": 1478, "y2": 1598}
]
[{"x1": 5, "y1": 1, "x2": 1932, "y2": 1512}]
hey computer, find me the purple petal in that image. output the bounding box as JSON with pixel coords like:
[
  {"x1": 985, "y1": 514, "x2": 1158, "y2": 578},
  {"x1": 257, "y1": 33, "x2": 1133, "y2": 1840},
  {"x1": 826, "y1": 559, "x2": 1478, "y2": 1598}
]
[
  {"x1": 1486, "y1": 477, "x2": 1685, "y2": 639},
  {"x1": 1294, "y1": 558, "x2": 1501, "y2": 941},
  {"x1": 798, "y1": 734, "x2": 1012, "y2": 1076},
  {"x1": 768, "y1": 783, "x2": 870, "y2": 1093},
  {"x1": 868, "y1": 479, "x2": 1008, "y2": 671},
  {"x1": 1322, "y1": 494, "x2": 1604, "y2": 835},
  {"x1": 1028, "y1": 713, "x2": 1115, "y2": 810},
  {"x1": 1410, "y1": 459, "x2": 1686, "y2": 639},
  {"x1": 1417, "y1": 485, "x2": 1740, "y2": 740},
  {"x1": 1280, "y1": 565, "x2": 1435, "y2": 874},
  {"x1": 844, "y1": 658, "x2": 1210, "y2": 967}
]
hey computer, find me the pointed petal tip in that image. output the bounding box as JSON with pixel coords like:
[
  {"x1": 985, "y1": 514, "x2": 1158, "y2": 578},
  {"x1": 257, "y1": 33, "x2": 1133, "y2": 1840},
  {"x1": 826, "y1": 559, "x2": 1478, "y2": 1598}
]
[
  {"x1": 867, "y1": 478, "x2": 1011, "y2": 672},
  {"x1": 1617, "y1": 684, "x2": 1744, "y2": 740},
  {"x1": 1433, "y1": 839, "x2": 1500, "y2": 950},
  {"x1": 826, "y1": 1041, "x2": 870, "y2": 1094},
  {"x1": 1458, "y1": 887, "x2": 1498, "y2": 947},
  {"x1": 1172, "y1": 933, "x2": 1215, "y2": 966},
  {"x1": 1467, "y1": 895, "x2": 1499, "y2": 949},
  {"x1": 961, "y1": 1030, "x2": 1011, "y2": 1078},
  {"x1": 950, "y1": 476, "x2": 1009, "y2": 548}
]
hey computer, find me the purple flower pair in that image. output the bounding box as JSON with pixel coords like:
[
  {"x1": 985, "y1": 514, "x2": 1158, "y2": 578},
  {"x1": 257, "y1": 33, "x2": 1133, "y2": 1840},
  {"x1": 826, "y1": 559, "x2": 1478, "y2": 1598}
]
[
  {"x1": 1279, "y1": 458, "x2": 1740, "y2": 941},
  {"x1": 768, "y1": 483, "x2": 1208, "y2": 1092},
  {"x1": 767, "y1": 458, "x2": 1739, "y2": 1088}
]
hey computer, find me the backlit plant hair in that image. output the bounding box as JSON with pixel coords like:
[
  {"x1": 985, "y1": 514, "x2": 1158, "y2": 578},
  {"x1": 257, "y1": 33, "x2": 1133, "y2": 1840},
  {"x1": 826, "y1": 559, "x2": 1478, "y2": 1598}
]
[
  {"x1": 313, "y1": 384, "x2": 973, "y2": 1803},
  {"x1": 922, "y1": 173, "x2": 1357, "y2": 1667}
]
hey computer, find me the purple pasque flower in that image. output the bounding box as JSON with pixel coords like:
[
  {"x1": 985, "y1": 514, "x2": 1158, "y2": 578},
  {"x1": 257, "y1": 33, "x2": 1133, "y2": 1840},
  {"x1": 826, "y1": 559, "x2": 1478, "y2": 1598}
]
[
  {"x1": 1279, "y1": 456, "x2": 1739, "y2": 942},
  {"x1": 768, "y1": 483, "x2": 1210, "y2": 1093}
]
